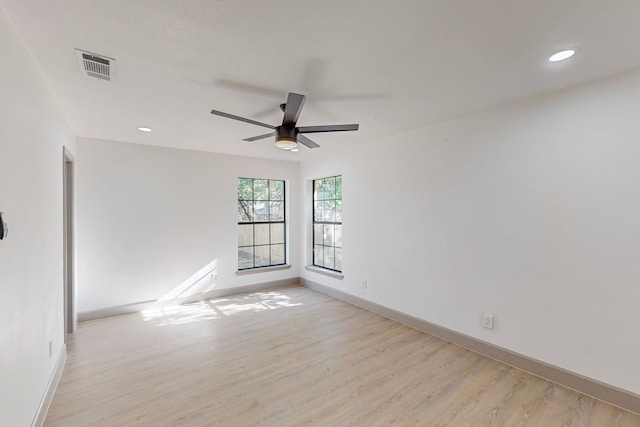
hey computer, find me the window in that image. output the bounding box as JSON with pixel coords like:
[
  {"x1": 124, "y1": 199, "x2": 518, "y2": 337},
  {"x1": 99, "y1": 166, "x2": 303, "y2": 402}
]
[
  {"x1": 237, "y1": 178, "x2": 286, "y2": 270},
  {"x1": 313, "y1": 175, "x2": 342, "y2": 272}
]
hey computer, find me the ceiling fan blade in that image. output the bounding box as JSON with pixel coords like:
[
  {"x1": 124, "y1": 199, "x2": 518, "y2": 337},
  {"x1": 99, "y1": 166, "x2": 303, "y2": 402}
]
[
  {"x1": 282, "y1": 93, "x2": 306, "y2": 126},
  {"x1": 243, "y1": 132, "x2": 275, "y2": 142},
  {"x1": 297, "y1": 134, "x2": 320, "y2": 149},
  {"x1": 216, "y1": 78, "x2": 285, "y2": 98},
  {"x1": 210, "y1": 109, "x2": 275, "y2": 129},
  {"x1": 298, "y1": 124, "x2": 359, "y2": 133}
]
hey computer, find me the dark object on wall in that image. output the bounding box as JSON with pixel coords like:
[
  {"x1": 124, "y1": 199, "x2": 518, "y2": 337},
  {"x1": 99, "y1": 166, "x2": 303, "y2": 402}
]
[
  {"x1": 210, "y1": 92, "x2": 359, "y2": 150},
  {"x1": 0, "y1": 212, "x2": 7, "y2": 240}
]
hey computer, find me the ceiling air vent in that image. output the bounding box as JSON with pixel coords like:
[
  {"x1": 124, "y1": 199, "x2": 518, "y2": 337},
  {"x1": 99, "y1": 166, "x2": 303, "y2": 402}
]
[{"x1": 75, "y1": 49, "x2": 114, "y2": 81}]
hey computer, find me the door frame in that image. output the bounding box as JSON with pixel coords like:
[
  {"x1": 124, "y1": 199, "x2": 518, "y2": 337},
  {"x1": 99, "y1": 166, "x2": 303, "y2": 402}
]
[{"x1": 63, "y1": 147, "x2": 77, "y2": 337}]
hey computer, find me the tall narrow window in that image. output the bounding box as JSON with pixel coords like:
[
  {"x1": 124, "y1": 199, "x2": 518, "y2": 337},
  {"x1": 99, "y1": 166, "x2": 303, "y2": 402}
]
[
  {"x1": 313, "y1": 175, "x2": 342, "y2": 272},
  {"x1": 238, "y1": 178, "x2": 286, "y2": 270}
]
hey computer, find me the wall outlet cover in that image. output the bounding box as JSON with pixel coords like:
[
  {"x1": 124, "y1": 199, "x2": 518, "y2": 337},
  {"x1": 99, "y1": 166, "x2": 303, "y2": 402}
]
[{"x1": 483, "y1": 314, "x2": 495, "y2": 330}]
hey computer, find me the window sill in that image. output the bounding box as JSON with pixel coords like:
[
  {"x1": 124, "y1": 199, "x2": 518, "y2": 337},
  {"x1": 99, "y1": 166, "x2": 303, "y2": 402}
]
[
  {"x1": 304, "y1": 265, "x2": 344, "y2": 280},
  {"x1": 235, "y1": 264, "x2": 292, "y2": 276}
]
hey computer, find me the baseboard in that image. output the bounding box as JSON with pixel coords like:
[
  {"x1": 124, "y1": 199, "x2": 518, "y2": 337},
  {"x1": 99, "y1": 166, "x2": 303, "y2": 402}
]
[
  {"x1": 78, "y1": 278, "x2": 301, "y2": 322},
  {"x1": 301, "y1": 278, "x2": 640, "y2": 415},
  {"x1": 31, "y1": 344, "x2": 67, "y2": 427},
  {"x1": 78, "y1": 298, "x2": 158, "y2": 321}
]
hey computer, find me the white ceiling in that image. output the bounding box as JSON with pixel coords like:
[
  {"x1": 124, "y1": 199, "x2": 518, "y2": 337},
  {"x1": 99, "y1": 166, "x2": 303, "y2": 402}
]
[{"x1": 3, "y1": 0, "x2": 640, "y2": 161}]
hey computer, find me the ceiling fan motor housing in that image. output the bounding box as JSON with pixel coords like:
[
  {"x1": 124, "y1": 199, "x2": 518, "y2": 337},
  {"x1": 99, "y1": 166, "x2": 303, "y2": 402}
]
[{"x1": 275, "y1": 126, "x2": 298, "y2": 142}]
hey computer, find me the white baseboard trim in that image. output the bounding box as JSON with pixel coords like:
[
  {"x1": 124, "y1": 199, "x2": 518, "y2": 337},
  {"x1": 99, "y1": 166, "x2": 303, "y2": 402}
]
[
  {"x1": 78, "y1": 278, "x2": 301, "y2": 322},
  {"x1": 301, "y1": 278, "x2": 640, "y2": 415},
  {"x1": 31, "y1": 344, "x2": 67, "y2": 427}
]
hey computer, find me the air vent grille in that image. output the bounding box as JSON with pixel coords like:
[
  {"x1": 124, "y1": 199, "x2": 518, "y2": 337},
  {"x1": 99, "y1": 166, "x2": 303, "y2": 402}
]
[
  {"x1": 75, "y1": 49, "x2": 114, "y2": 81},
  {"x1": 82, "y1": 54, "x2": 110, "y2": 80}
]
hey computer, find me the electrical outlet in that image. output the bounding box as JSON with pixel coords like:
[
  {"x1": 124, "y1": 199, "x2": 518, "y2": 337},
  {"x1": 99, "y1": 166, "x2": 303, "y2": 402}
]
[
  {"x1": 483, "y1": 314, "x2": 495, "y2": 330},
  {"x1": 362, "y1": 280, "x2": 367, "y2": 289}
]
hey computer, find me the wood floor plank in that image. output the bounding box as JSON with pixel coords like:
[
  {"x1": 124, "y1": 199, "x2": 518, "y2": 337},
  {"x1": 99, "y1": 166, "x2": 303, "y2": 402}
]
[{"x1": 44, "y1": 286, "x2": 640, "y2": 426}]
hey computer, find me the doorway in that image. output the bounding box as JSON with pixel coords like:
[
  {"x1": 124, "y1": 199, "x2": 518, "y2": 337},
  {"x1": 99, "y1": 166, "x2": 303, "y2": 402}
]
[{"x1": 63, "y1": 147, "x2": 76, "y2": 338}]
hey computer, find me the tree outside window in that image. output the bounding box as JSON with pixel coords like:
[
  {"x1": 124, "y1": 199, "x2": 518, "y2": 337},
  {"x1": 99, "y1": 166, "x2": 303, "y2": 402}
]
[
  {"x1": 238, "y1": 178, "x2": 285, "y2": 270},
  {"x1": 313, "y1": 176, "x2": 342, "y2": 272}
]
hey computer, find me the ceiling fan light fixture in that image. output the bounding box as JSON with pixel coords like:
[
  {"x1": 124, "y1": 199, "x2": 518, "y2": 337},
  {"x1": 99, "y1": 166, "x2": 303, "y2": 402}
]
[{"x1": 275, "y1": 137, "x2": 298, "y2": 150}]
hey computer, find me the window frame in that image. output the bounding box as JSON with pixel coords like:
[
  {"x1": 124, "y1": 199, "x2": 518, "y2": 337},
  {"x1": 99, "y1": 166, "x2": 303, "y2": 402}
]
[
  {"x1": 237, "y1": 177, "x2": 286, "y2": 271},
  {"x1": 312, "y1": 175, "x2": 342, "y2": 273}
]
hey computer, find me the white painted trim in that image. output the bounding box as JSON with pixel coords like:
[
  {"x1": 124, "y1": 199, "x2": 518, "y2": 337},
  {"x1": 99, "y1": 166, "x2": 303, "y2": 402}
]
[
  {"x1": 31, "y1": 344, "x2": 67, "y2": 427},
  {"x1": 78, "y1": 278, "x2": 300, "y2": 321},
  {"x1": 301, "y1": 278, "x2": 640, "y2": 415},
  {"x1": 63, "y1": 146, "x2": 77, "y2": 335},
  {"x1": 304, "y1": 265, "x2": 344, "y2": 279},
  {"x1": 235, "y1": 264, "x2": 292, "y2": 275}
]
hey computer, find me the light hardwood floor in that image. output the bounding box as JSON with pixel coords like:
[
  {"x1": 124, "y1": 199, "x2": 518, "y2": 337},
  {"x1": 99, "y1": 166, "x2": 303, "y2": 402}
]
[{"x1": 45, "y1": 285, "x2": 640, "y2": 426}]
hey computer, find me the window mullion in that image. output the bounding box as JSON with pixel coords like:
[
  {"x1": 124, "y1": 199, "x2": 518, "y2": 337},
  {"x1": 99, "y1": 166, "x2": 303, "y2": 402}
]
[
  {"x1": 237, "y1": 177, "x2": 286, "y2": 271},
  {"x1": 312, "y1": 175, "x2": 342, "y2": 273}
]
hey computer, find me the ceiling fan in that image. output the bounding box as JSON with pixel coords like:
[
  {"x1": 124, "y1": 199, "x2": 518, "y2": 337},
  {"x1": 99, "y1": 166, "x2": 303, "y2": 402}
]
[{"x1": 210, "y1": 92, "x2": 359, "y2": 150}]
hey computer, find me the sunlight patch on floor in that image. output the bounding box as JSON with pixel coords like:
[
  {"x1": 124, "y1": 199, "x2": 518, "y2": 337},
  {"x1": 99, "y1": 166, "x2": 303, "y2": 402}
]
[{"x1": 141, "y1": 290, "x2": 302, "y2": 326}]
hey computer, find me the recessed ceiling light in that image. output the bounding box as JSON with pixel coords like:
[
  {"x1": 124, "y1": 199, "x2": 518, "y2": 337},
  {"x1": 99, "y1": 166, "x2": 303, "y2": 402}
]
[
  {"x1": 137, "y1": 126, "x2": 152, "y2": 132},
  {"x1": 549, "y1": 49, "x2": 576, "y2": 63}
]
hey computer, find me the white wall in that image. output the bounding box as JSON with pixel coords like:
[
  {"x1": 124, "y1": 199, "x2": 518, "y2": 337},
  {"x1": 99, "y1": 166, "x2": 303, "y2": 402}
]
[
  {"x1": 300, "y1": 68, "x2": 640, "y2": 395},
  {"x1": 0, "y1": 7, "x2": 75, "y2": 427},
  {"x1": 76, "y1": 138, "x2": 299, "y2": 313}
]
